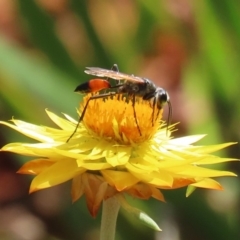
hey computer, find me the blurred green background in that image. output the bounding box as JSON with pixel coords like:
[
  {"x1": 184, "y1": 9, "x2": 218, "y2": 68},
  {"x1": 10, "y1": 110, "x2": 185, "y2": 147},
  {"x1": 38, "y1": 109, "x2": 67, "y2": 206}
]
[{"x1": 0, "y1": 0, "x2": 239, "y2": 240}]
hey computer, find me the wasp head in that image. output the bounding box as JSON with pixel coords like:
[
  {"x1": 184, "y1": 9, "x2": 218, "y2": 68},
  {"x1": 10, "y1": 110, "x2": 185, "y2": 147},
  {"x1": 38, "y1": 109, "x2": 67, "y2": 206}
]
[
  {"x1": 156, "y1": 88, "x2": 172, "y2": 134},
  {"x1": 156, "y1": 88, "x2": 170, "y2": 109}
]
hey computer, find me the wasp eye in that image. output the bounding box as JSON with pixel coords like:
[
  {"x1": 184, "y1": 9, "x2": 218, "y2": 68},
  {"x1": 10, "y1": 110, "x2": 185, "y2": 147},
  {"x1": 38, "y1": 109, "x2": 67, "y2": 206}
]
[
  {"x1": 161, "y1": 89, "x2": 169, "y2": 102},
  {"x1": 157, "y1": 88, "x2": 169, "y2": 108}
]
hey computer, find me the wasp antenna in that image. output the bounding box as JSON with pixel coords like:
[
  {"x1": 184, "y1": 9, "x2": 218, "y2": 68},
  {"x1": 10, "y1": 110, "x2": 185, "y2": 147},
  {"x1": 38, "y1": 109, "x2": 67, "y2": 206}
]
[{"x1": 166, "y1": 100, "x2": 172, "y2": 136}]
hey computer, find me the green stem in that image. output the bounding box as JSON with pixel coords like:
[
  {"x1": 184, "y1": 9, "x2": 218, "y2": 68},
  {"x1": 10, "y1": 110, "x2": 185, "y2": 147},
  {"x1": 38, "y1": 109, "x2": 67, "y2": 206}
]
[{"x1": 100, "y1": 196, "x2": 120, "y2": 240}]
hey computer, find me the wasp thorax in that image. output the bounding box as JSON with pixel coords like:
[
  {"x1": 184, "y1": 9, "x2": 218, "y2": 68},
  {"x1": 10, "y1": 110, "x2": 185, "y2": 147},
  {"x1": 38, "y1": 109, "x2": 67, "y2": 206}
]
[{"x1": 118, "y1": 81, "x2": 139, "y2": 94}]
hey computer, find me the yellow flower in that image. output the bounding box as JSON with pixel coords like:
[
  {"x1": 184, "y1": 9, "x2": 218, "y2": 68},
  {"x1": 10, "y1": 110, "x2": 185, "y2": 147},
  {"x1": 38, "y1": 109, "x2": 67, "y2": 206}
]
[{"x1": 0, "y1": 94, "x2": 237, "y2": 217}]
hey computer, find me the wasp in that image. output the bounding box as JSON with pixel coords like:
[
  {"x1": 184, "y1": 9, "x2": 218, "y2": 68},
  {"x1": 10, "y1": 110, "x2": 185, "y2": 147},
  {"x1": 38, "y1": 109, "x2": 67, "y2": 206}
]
[{"x1": 67, "y1": 64, "x2": 172, "y2": 142}]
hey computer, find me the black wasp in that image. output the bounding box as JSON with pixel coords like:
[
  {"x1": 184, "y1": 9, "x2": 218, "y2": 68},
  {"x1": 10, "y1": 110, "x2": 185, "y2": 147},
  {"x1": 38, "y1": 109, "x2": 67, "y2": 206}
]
[{"x1": 67, "y1": 64, "x2": 171, "y2": 142}]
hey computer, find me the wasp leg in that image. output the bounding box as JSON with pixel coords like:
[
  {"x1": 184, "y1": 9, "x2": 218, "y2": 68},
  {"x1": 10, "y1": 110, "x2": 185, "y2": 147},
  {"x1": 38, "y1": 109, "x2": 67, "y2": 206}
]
[
  {"x1": 103, "y1": 64, "x2": 120, "y2": 88},
  {"x1": 67, "y1": 92, "x2": 116, "y2": 142},
  {"x1": 111, "y1": 64, "x2": 121, "y2": 85},
  {"x1": 132, "y1": 94, "x2": 142, "y2": 136},
  {"x1": 102, "y1": 64, "x2": 119, "y2": 94},
  {"x1": 112, "y1": 64, "x2": 119, "y2": 72},
  {"x1": 151, "y1": 97, "x2": 157, "y2": 126},
  {"x1": 155, "y1": 109, "x2": 160, "y2": 122}
]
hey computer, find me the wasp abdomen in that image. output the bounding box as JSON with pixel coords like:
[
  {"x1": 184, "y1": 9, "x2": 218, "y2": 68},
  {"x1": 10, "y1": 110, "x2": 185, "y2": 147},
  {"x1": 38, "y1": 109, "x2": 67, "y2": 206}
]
[{"x1": 75, "y1": 79, "x2": 111, "y2": 93}]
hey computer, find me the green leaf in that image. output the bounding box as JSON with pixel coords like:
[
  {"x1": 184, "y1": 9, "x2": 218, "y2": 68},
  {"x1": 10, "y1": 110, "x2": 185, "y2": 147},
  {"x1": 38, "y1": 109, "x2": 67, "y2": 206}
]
[
  {"x1": 118, "y1": 195, "x2": 161, "y2": 231},
  {"x1": 137, "y1": 210, "x2": 161, "y2": 231},
  {"x1": 186, "y1": 185, "x2": 196, "y2": 197}
]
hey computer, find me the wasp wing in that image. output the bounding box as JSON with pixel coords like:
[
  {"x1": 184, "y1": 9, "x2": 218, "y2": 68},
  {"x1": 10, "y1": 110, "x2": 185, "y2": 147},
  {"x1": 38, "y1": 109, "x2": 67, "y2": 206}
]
[{"x1": 84, "y1": 67, "x2": 145, "y2": 83}]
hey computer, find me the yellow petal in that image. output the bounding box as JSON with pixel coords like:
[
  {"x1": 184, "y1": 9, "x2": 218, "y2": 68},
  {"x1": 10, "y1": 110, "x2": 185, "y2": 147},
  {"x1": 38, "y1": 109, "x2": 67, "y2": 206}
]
[
  {"x1": 67, "y1": 136, "x2": 100, "y2": 153},
  {"x1": 128, "y1": 158, "x2": 159, "y2": 172},
  {"x1": 94, "y1": 181, "x2": 109, "y2": 212},
  {"x1": 81, "y1": 161, "x2": 112, "y2": 170},
  {"x1": 149, "y1": 186, "x2": 165, "y2": 202},
  {"x1": 30, "y1": 158, "x2": 85, "y2": 192},
  {"x1": 101, "y1": 170, "x2": 139, "y2": 191},
  {"x1": 81, "y1": 173, "x2": 116, "y2": 217},
  {"x1": 169, "y1": 135, "x2": 206, "y2": 145},
  {"x1": 127, "y1": 183, "x2": 153, "y2": 199},
  {"x1": 126, "y1": 163, "x2": 174, "y2": 187},
  {"x1": 156, "y1": 157, "x2": 201, "y2": 169},
  {"x1": 17, "y1": 159, "x2": 55, "y2": 175},
  {"x1": 1, "y1": 143, "x2": 60, "y2": 157},
  {"x1": 54, "y1": 148, "x2": 87, "y2": 159},
  {"x1": 0, "y1": 120, "x2": 54, "y2": 142},
  {"x1": 71, "y1": 175, "x2": 84, "y2": 202},
  {"x1": 161, "y1": 178, "x2": 195, "y2": 189},
  {"x1": 193, "y1": 156, "x2": 238, "y2": 165},
  {"x1": 190, "y1": 143, "x2": 237, "y2": 154},
  {"x1": 152, "y1": 145, "x2": 184, "y2": 160},
  {"x1": 176, "y1": 166, "x2": 237, "y2": 178},
  {"x1": 190, "y1": 178, "x2": 223, "y2": 190},
  {"x1": 89, "y1": 141, "x2": 107, "y2": 155},
  {"x1": 104, "y1": 145, "x2": 131, "y2": 166},
  {"x1": 62, "y1": 113, "x2": 78, "y2": 124},
  {"x1": 46, "y1": 110, "x2": 75, "y2": 130}
]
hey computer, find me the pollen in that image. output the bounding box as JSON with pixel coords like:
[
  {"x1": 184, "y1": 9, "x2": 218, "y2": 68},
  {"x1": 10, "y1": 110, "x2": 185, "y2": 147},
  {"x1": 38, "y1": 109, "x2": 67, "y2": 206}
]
[{"x1": 81, "y1": 94, "x2": 163, "y2": 144}]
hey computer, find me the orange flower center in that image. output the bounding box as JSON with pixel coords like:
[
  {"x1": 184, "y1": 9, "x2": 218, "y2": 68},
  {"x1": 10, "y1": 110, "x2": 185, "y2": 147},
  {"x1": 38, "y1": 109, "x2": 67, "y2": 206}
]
[{"x1": 80, "y1": 94, "x2": 163, "y2": 144}]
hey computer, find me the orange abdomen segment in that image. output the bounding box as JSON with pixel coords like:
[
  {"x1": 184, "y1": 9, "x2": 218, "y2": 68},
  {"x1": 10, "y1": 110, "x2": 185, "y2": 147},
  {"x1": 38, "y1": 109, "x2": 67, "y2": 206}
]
[
  {"x1": 75, "y1": 79, "x2": 111, "y2": 93},
  {"x1": 88, "y1": 79, "x2": 111, "y2": 92}
]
